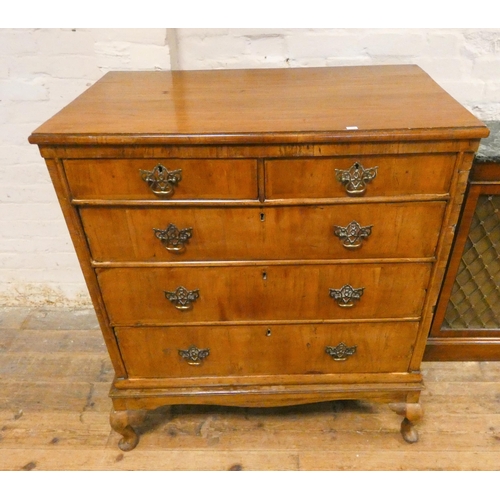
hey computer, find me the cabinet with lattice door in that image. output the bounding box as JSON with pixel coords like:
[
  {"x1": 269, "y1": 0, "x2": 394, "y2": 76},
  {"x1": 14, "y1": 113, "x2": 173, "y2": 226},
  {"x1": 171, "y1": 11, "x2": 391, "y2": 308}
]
[{"x1": 426, "y1": 121, "x2": 500, "y2": 360}]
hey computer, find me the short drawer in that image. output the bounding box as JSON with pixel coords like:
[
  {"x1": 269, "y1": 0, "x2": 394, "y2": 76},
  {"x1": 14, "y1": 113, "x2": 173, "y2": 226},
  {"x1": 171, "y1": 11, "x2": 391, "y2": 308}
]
[
  {"x1": 64, "y1": 158, "x2": 258, "y2": 200},
  {"x1": 81, "y1": 202, "x2": 445, "y2": 262},
  {"x1": 115, "y1": 322, "x2": 419, "y2": 378},
  {"x1": 265, "y1": 154, "x2": 457, "y2": 199},
  {"x1": 97, "y1": 263, "x2": 432, "y2": 325}
]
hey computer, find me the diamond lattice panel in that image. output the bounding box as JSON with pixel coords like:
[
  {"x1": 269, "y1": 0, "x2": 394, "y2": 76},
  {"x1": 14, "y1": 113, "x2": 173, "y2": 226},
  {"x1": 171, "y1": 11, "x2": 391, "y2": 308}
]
[{"x1": 443, "y1": 195, "x2": 500, "y2": 329}]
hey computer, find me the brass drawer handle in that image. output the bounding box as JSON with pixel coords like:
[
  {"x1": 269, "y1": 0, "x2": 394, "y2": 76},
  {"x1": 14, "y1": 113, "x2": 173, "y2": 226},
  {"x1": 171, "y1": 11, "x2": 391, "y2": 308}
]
[
  {"x1": 140, "y1": 163, "x2": 182, "y2": 198},
  {"x1": 164, "y1": 286, "x2": 199, "y2": 310},
  {"x1": 329, "y1": 284, "x2": 364, "y2": 307},
  {"x1": 333, "y1": 220, "x2": 373, "y2": 249},
  {"x1": 325, "y1": 342, "x2": 357, "y2": 361},
  {"x1": 178, "y1": 345, "x2": 210, "y2": 365},
  {"x1": 335, "y1": 162, "x2": 377, "y2": 196},
  {"x1": 154, "y1": 223, "x2": 193, "y2": 254}
]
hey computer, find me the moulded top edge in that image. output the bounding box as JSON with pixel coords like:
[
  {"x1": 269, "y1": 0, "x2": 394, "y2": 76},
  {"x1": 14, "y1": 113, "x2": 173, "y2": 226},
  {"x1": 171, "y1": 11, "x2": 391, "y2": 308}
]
[{"x1": 28, "y1": 126, "x2": 490, "y2": 147}]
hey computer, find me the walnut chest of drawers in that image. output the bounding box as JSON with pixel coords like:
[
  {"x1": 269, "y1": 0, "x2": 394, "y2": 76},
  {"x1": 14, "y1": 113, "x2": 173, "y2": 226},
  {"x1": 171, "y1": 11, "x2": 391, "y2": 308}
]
[{"x1": 29, "y1": 65, "x2": 489, "y2": 450}]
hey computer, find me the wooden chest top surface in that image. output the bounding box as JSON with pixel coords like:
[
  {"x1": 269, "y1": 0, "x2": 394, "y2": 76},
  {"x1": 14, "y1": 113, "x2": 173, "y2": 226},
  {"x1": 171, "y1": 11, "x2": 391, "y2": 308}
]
[{"x1": 28, "y1": 65, "x2": 488, "y2": 145}]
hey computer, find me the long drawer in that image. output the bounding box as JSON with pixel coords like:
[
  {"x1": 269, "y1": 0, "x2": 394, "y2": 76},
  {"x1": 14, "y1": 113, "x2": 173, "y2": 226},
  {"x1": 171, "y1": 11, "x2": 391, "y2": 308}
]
[
  {"x1": 97, "y1": 263, "x2": 432, "y2": 325},
  {"x1": 115, "y1": 322, "x2": 419, "y2": 378},
  {"x1": 81, "y1": 202, "x2": 445, "y2": 262},
  {"x1": 64, "y1": 158, "x2": 258, "y2": 200},
  {"x1": 265, "y1": 154, "x2": 457, "y2": 199}
]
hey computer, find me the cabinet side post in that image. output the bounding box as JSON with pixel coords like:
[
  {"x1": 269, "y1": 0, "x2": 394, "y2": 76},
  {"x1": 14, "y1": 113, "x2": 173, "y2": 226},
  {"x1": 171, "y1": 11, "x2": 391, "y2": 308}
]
[{"x1": 409, "y1": 149, "x2": 476, "y2": 370}]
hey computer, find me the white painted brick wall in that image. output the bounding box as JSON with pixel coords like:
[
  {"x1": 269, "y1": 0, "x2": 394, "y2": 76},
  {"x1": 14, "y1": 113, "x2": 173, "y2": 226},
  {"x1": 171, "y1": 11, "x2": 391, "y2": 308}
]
[
  {"x1": 1, "y1": 28, "x2": 499, "y2": 307},
  {"x1": 1, "y1": 28, "x2": 171, "y2": 306}
]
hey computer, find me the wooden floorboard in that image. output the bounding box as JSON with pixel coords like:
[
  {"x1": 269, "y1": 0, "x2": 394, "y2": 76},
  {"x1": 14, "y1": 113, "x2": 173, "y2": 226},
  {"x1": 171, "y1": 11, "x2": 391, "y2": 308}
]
[{"x1": 0, "y1": 306, "x2": 499, "y2": 471}]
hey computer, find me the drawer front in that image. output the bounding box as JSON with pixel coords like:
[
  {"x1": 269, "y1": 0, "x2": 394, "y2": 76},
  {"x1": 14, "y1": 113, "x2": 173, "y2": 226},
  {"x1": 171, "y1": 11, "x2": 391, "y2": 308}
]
[
  {"x1": 64, "y1": 158, "x2": 258, "y2": 200},
  {"x1": 97, "y1": 263, "x2": 432, "y2": 325},
  {"x1": 265, "y1": 154, "x2": 456, "y2": 199},
  {"x1": 115, "y1": 322, "x2": 419, "y2": 378},
  {"x1": 81, "y1": 202, "x2": 445, "y2": 262}
]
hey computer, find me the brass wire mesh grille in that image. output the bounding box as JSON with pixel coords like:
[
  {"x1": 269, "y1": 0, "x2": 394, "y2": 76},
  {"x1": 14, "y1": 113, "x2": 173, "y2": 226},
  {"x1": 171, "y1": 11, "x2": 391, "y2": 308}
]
[{"x1": 443, "y1": 195, "x2": 500, "y2": 330}]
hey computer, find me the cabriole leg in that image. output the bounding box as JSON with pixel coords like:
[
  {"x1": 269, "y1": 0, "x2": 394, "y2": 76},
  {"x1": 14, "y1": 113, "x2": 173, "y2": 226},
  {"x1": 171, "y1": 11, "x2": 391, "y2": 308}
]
[
  {"x1": 110, "y1": 409, "x2": 147, "y2": 451},
  {"x1": 389, "y1": 402, "x2": 423, "y2": 444}
]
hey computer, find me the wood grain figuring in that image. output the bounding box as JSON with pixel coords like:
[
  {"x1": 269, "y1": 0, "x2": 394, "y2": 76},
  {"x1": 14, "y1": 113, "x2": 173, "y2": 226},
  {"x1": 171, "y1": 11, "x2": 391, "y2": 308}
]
[
  {"x1": 115, "y1": 322, "x2": 419, "y2": 378},
  {"x1": 96, "y1": 263, "x2": 432, "y2": 325},
  {"x1": 40, "y1": 140, "x2": 483, "y2": 160},
  {"x1": 113, "y1": 371, "x2": 423, "y2": 391},
  {"x1": 410, "y1": 153, "x2": 477, "y2": 369},
  {"x1": 64, "y1": 158, "x2": 258, "y2": 200},
  {"x1": 80, "y1": 202, "x2": 445, "y2": 262},
  {"x1": 266, "y1": 154, "x2": 457, "y2": 199},
  {"x1": 28, "y1": 66, "x2": 487, "y2": 144},
  {"x1": 28, "y1": 66, "x2": 489, "y2": 450},
  {"x1": 110, "y1": 388, "x2": 423, "y2": 411}
]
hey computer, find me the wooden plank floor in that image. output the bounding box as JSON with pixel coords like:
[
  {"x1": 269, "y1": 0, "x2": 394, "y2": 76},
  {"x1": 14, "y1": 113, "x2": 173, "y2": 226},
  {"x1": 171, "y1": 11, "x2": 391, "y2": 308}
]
[{"x1": 1, "y1": 306, "x2": 499, "y2": 471}]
